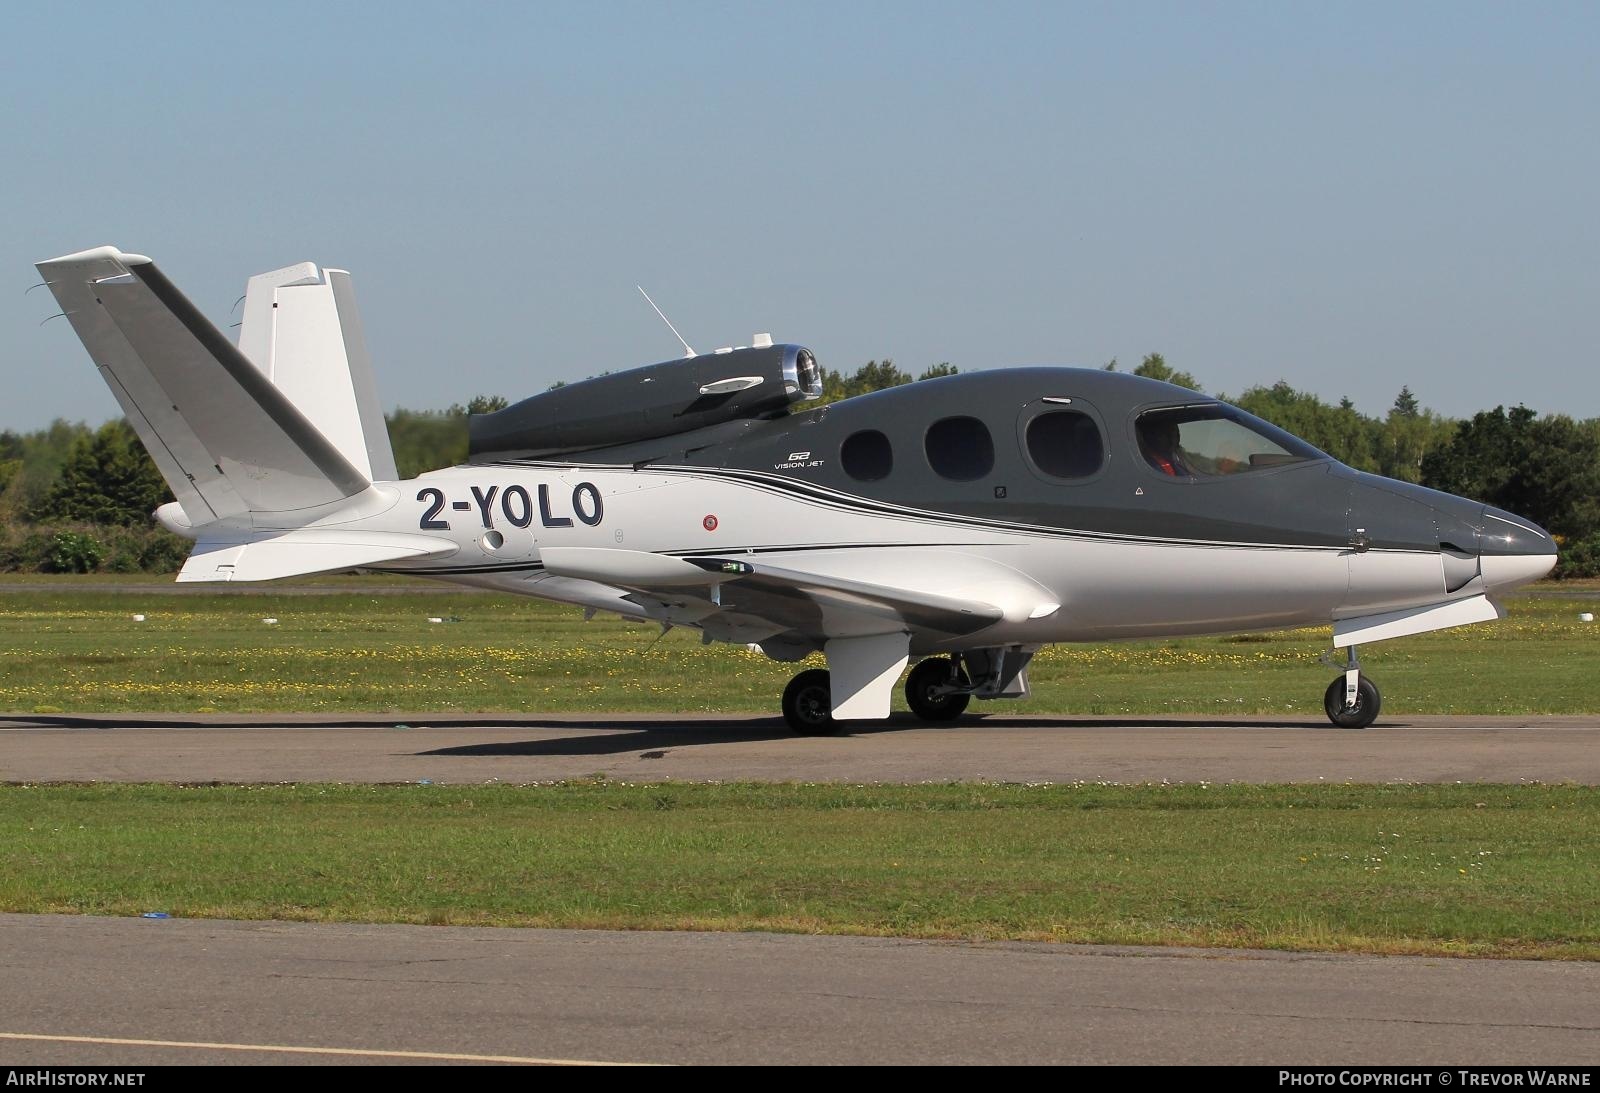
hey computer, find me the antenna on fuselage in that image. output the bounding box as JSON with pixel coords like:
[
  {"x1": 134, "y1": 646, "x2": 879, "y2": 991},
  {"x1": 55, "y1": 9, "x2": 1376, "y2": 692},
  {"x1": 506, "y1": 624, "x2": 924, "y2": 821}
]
[{"x1": 636, "y1": 286, "x2": 696, "y2": 358}]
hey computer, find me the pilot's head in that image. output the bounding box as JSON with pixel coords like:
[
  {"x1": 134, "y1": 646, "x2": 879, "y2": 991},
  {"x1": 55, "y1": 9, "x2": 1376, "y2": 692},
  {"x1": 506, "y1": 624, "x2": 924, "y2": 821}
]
[{"x1": 1147, "y1": 418, "x2": 1181, "y2": 455}]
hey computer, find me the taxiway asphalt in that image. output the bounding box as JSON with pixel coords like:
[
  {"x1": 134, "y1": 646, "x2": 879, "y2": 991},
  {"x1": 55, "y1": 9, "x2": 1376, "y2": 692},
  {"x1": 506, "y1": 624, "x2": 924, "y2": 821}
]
[
  {"x1": 1, "y1": 712, "x2": 1597, "y2": 784},
  {"x1": 2, "y1": 914, "x2": 1597, "y2": 1066}
]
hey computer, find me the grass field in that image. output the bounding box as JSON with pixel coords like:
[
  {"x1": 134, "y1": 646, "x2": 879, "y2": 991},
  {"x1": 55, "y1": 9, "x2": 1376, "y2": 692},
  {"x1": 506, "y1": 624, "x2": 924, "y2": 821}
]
[
  {"x1": 0, "y1": 578, "x2": 1596, "y2": 715},
  {"x1": 2, "y1": 781, "x2": 1595, "y2": 958},
  {"x1": 4, "y1": 577, "x2": 1597, "y2": 958}
]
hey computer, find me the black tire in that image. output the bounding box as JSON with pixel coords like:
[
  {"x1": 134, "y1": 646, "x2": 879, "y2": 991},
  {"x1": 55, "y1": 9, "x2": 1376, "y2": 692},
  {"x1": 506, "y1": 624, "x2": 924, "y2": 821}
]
[
  {"x1": 1323, "y1": 675, "x2": 1381, "y2": 729},
  {"x1": 904, "y1": 657, "x2": 972, "y2": 721},
  {"x1": 783, "y1": 668, "x2": 837, "y2": 735}
]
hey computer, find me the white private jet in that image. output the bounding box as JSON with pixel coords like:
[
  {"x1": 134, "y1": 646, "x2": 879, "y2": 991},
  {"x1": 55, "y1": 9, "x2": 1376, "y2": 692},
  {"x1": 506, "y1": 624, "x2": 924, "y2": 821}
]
[{"x1": 36, "y1": 247, "x2": 1557, "y2": 732}]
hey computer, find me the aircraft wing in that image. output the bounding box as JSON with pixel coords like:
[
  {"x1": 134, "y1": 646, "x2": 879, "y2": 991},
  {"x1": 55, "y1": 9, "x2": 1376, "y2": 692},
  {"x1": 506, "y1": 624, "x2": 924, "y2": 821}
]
[
  {"x1": 683, "y1": 556, "x2": 1006, "y2": 637},
  {"x1": 536, "y1": 546, "x2": 1043, "y2": 640},
  {"x1": 536, "y1": 547, "x2": 1059, "y2": 719}
]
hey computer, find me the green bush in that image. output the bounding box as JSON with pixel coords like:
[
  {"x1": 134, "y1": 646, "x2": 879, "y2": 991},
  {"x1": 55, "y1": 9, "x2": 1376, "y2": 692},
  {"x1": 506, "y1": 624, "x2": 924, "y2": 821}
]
[
  {"x1": 0, "y1": 523, "x2": 189, "y2": 574},
  {"x1": 105, "y1": 545, "x2": 143, "y2": 573},
  {"x1": 46, "y1": 531, "x2": 104, "y2": 573},
  {"x1": 99, "y1": 524, "x2": 189, "y2": 573},
  {"x1": 1556, "y1": 534, "x2": 1600, "y2": 580},
  {"x1": 137, "y1": 530, "x2": 191, "y2": 573},
  {"x1": 0, "y1": 525, "x2": 61, "y2": 573}
]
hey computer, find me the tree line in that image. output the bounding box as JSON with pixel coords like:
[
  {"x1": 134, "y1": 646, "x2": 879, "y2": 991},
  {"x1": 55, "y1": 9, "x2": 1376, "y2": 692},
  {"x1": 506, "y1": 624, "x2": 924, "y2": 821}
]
[{"x1": 3, "y1": 358, "x2": 1596, "y2": 576}]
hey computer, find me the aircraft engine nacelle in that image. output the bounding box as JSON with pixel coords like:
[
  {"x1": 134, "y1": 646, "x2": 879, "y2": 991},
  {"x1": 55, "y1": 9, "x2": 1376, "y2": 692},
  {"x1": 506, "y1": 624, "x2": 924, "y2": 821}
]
[{"x1": 469, "y1": 343, "x2": 822, "y2": 457}]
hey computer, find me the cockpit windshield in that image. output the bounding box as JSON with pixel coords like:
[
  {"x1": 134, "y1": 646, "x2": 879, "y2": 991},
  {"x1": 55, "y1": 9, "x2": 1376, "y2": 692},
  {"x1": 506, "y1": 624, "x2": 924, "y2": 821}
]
[{"x1": 1136, "y1": 404, "x2": 1324, "y2": 478}]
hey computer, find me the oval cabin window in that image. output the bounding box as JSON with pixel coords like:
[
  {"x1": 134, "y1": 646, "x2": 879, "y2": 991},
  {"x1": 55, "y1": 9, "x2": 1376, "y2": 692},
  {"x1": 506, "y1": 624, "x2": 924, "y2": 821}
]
[
  {"x1": 1026, "y1": 410, "x2": 1103, "y2": 479},
  {"x1": 925, "y1": 416, "x2": 995, "y2": 481},
  {"x1": 841, "y1": 429, "x2": 893, "y2": 481}
]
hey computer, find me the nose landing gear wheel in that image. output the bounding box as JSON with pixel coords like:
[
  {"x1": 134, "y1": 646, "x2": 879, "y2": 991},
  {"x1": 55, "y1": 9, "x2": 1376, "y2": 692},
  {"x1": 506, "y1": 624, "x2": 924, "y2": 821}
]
[
  {"x1": 1324, "y1": 675, "x2": 1381, "y2": 729},
  {"x1": 782, "y1": 668, "x2": 838, "y2": 735},
  {"x1": 904, "y1": 657, "x2": 972, "y2": 721}
]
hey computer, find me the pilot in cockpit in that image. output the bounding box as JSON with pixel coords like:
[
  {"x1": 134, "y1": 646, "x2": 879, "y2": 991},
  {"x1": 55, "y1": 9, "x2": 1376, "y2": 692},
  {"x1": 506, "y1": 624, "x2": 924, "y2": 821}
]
[{"x1": 1141, "y1": 417, "x2": 1193, "y2": 477}]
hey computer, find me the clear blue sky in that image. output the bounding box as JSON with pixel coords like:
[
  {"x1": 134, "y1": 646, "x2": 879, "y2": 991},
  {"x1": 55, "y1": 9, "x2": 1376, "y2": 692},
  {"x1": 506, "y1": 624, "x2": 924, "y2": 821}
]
[{"x1": 3, "y1": 1, "x2": 1595, "y2": 431}]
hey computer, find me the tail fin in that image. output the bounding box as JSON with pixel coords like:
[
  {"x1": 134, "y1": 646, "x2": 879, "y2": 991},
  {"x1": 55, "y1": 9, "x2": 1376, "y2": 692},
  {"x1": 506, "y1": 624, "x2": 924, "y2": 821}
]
[
  {"x1": 36, "y1": 246, "x2": 454, "y2": 583},
  {"x1": 36, "y1": 246, "x2": 371, "y2": 524},
  {"x1": 237, "y1": 261, "x2": 398, "y2": 482}
]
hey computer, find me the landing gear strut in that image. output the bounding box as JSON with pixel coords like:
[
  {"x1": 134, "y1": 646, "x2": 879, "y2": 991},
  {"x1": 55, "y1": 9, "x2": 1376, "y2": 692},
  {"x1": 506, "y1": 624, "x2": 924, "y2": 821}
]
[
  {"x1": 782, "y1": 668, "x2": 837, "y2": 735},
  {"x1": 1322, "y1": 645, "x2": 1381, "y2": 729}
]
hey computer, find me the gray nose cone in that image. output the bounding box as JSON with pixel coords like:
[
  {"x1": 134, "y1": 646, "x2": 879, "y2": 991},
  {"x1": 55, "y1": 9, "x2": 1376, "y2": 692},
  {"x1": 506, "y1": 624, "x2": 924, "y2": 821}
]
[{"x1": 1478, "y1": 506, "x2": 1557, "y2": 591}]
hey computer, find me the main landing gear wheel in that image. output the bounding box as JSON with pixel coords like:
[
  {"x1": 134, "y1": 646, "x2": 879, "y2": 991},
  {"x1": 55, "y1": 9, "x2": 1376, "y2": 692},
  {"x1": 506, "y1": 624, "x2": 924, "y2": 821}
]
[
  {"x1": 904, "y1": 657, "x2": 971, "y2": 721},
  {"x1": 1324, "y1": 675, "x2": 1381, "y2": 729},
  {"x1": 782, "y1": 668, "x2": 838, "y2": 735}
]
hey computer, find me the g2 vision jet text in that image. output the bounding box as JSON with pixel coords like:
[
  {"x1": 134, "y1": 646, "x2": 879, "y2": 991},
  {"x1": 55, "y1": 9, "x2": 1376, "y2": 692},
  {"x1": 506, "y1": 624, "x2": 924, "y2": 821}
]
[{"x1": 37, "y1": 247, "x2": 1557, "y2": 732}]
